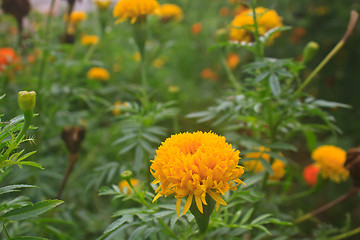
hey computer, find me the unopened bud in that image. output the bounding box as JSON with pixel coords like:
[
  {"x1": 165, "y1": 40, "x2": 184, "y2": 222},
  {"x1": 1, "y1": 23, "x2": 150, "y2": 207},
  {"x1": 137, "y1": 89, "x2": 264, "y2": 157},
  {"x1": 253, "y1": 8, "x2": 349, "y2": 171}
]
[
  {"x1": 18, "y1": 91, "x2": 36, "y2": 113},
  {"x1": 121, "y1": 170, "x2": 133, "y2": 180},
  {"x1": 214, "y1": 28, "x2": 229, "y2": 43},
  {"x1": 303, "y1": 41, "x2": 319, "y2": 64},
  {"x1": 345, "y1": 147, "x2": 360, "y2": 187},
  {"x1": 61, "y1": 126, "x2": 86, "y2": 154}
]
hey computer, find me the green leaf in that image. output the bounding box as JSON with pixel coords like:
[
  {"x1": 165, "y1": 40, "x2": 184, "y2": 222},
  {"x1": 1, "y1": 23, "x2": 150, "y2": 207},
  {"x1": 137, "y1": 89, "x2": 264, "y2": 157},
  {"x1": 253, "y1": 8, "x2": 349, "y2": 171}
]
[
  {"x1": 0, "y1": 184, "x2": 38, "y2": 195},
  {"x1": 251, "y1": 213, "x2": 272, "y2": 224},
  {"x1": 112, "y1": 208, "x2": 153, "y2": 217},
  {"x1": 10, "y1": 237, "x2": 48, "y2": 240},
  {"x1": 129, "y1": 225, "x2": 147, "y2": 240},
  {"x1": 240, "y1": 208, "x2": 254, "y2": 224},
  {"x1": 252, "y1": 224, "x2": 271, "y2": 235},
  {"x1": 254, "y1": 71, "x2": 270, "y2": 83},
  {"x1": 266, "y1": 142, "x2": 297, "y2": 151},
  {"x1": 17, "y1": 161, "x2": 43, "y2": 169},
  {"x1": 266, "y1": 152, "x2": 288, "y2": 163},
  {"x1": 2, "y1": 200, "x2": 63, "y2": 221},
  {"x1": 104, "y1": 215, "x2": 133, "y2": 233},
  {"x1": 259, "y1": 158, "x2": 274, "y2": 174},
  {"x1": 269, "y1": 74, "x2": 280, "y2": 97},
  {"x1": 303, "y1": 129, "x2": 317, "y2": 151}
]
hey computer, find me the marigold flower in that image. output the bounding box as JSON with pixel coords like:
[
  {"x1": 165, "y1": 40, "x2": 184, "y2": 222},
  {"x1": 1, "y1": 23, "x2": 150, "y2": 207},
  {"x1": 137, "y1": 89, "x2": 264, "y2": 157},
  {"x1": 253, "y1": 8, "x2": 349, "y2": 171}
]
[
  {"x1": 152, "y1": 58, "x2": 164, "y2": 68},
  {"x1": 69, "y1": 11, "x2": 87, "y2": 24},
  {"x1": 303, "y1": 164, "x2": 320, "y2": 187},
  {"x1": 94, "y1": 0, "x2": 112, "y2": 10},
  {"x1": 191, "y1": 22, "x2": 203, "y2": 35},
  {"x1": 87, "y1": 67, "x2": 110, "y2": 81},
  {"x1": 230, "y1": 7, "x2": 282, "y2": 44},
  {"x1": 219, "y1": 7, "x2": 230, "y2": 17},
  {"x1": 113, "y1": 0, "x2": 160, "y2": 24},
  {"x1": 168, "y1": 85, "x2": 180, "y2": 93},
  {"x1": 156, "y1": 4, "x2": 183, "y2": 22},
  {"x1": 151, "y1": 131, "x2": 245, "y2": 217},
  {"x1": 226, "y1": 53, "x2": 240, "y2": 69},
  {"x1": 81, "y1": 35, "x2": 99, "y2": 46},
  {"x1": 133, "y1": 52, "x2": 141, "y2": 62},
  {"x1": 201, "y1": 68, "x2": 218, "y2": 82},
  {"x1": 112, "y1": 101, "x2": 129, "y2": 115},
  {"x1": 312, "y1": 145, "x2": 349, "y2": 183},
  {"x1": 243, "y1": 146, "x2": 286, "y2": 181},
  {"x1": 118, "y1": 178, "x2": 140, "y2": 195},
  {"x1": 0, "y1": 48, "x2": 16, "y2": 72}
]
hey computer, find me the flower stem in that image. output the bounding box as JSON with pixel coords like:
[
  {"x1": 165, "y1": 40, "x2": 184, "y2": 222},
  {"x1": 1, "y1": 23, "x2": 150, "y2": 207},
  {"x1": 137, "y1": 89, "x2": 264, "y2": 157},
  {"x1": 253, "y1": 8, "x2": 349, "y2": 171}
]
[
  {"x1": 57, "y1": 152, "x2": 79, "y2": 199},
  {"x1": 296, "y1": 10, "x2": 358, "y2": 94},
  {"x1": 251, "y1": 0, "x2": 264, "y2": 60},
  {"x1": 220, "y1": 51, "x2": 241, "y2": 92},
  {"x1": 327, "y1": 226, "x2": 360, "y2": 240},
  {"x1": 295, "y1": 186, "x2": 359, "y2": 224},
  {"x1": 2, "y1": 221, "x2": 10, "y2": 240}
]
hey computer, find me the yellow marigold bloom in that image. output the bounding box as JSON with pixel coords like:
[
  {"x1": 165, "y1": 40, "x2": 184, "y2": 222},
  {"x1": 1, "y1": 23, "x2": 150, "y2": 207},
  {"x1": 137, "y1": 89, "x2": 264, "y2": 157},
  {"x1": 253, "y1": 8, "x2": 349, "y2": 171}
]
[
  {"x1": 113, "y1": 0, "x2": 160, "y2": 24},
  {"x1": 112, "y1": 101, "x2": 129, "y2": 115},
  {"x1": 94, "y1": 0, "x2": 112, "y2": 10},
  {"x1": 230, "y1": 7, "x2": 282, "y2": 44},
  {"x1": 312, "y1": 145, "x2": 349, "y2": 183},
  {"x1": 118, "y1": 178, "x2": 140, "y2": 195},
  {"x1": 156, "y1": 4, "x2": 183, "y2": 22},
  {"x1": 152, "y1": 58, "x2": 164, "y2": 68},
  {"x1": 151, "y1": 131, "x2": 245, "y2": 217},
  {"x1": 69, "y1": 11, "x2": 87, "y2": 24},
  {"x1": 81, "y1": 35, "x2": 99, "y2": 46},
  {"x1": 87, "y1": 67, "x2": 110, "y2": 81},
  {"x1": 168, "y1": 85, "x2": 180, "y2": 93},
  {"x1": 133, "y1": 52, "x2": 141, "y2": 62},
  {"x1": 243, "y1": 146, "x2": 285, "y2": 181}
]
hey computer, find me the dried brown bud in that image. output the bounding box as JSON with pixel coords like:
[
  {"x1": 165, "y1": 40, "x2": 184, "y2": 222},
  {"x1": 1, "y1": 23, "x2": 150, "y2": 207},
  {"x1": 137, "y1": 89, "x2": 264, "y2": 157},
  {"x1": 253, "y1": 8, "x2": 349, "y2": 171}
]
[
  {"x1": 61, "y1": 126, "x2": 86, "y2": 154},
  {"x1": 344, "y1": 147, "x2": 360, "y2": 187},
  {"x1": 2, "y1": 0, "x2": 31, "y2": 21},
  {"x1": 60, "y1": 33, "x2": 76, "y2": 44}
]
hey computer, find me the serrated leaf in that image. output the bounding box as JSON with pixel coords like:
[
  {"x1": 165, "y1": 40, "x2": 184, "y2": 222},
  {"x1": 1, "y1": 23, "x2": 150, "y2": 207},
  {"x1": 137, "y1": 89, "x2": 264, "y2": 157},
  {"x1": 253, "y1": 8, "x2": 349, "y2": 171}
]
[
  {"x1": 129, "y1": 225, "x2": 147, "y2": 240},
  {"x1": 0, "y1": 184, "x2": 38, "y2": 195},
  {"x1": 269, "y1": 74, "x2": 280, "y2": 97},
  {"x1": 240, "y1": 208, "x2": 254, "y2": 224},
  {"x1": 17, "y1": 161, "x2": 43, "y2": 169},
  {"x1": 252, "y1": 224, "x2": 271, "y2": 235},
  {"x1": 2, "y1": 200, "x2": 63, "y2": 221},
  {"x1": 104, "y1": 215, "x2": 133, "y2": 233},
  {"x1": 251, "y1": 213, "x2": 272, "y2": 224},
  {"x1": 118, "y1": 141, "x2": 137, "y2": 155},
  {"x1": 254, "y1": 71, "x2": 270, "y2": 83}
]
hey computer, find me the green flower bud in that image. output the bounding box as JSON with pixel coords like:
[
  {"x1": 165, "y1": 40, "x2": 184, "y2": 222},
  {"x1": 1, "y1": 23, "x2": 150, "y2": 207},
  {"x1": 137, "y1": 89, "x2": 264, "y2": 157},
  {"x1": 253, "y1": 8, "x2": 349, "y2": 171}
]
[
  {"x1": 18, "y1": 91, "x2": 36, "y2": 113},
  {"x1": 121, "y1": 170, "x2": 133, "y2": 180},
  {"x1": 214, "y1": 28, "x2": 229, "y2": 43},
  {"x1": 303, "y1": 41, "x2": 319, "y2": 64}
]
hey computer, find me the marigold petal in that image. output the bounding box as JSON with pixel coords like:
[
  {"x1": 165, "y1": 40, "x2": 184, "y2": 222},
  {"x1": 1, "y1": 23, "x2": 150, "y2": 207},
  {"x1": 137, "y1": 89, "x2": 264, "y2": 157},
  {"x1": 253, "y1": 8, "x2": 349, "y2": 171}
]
[
  {"x1": 152, "y1": 193, "x2": 162, "y2": 203},
  {"x1": 182, "y1": 194, "x2": 193, "y2": 215},
  {"x1": 207, "y1": 190, "x2": 227, "y2": 206},
  {"x1": 195, "y1": 195, "x2": 203, "y2": 213},
  {"x1": 176, "y1": 198, "x2": 182, "y2": 217}
]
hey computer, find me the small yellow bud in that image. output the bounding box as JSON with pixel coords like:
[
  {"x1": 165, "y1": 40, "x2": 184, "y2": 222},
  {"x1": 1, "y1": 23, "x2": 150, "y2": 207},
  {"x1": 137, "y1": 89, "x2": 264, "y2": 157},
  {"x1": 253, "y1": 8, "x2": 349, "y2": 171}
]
[
  {"x1": 121, "y1": 170, "x2": 133, "y2": 180},
  {"x1": 18, "y1": 91, "x2": 36, "y2": 113}
]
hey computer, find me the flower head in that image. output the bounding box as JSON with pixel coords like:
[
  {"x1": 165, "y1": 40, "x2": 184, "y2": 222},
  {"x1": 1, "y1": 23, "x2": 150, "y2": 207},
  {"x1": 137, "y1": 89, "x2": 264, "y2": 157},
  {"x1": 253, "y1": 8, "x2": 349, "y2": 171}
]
[
  {"x1": 118, "y1": 178, "x2": 140, "y2": 195},
  {"x1": 81, "y1": 35, "x2": 99, "y2": 46},
  {"x1": 201, "y1": 68, "x2": 218, "y2": 82},
  {"x1": 303, "y1": 164, "x2": 320, "y2": 187},
  {"x1": 87, "y1": 67, "x2": 110, "y2": 81},
  {"x1": 113, "y1": 0, "x2": 160, "y2": 24},
  {"x1": 243, "y1": 146, "x2": 286, "y2": 181},
  {"x1": 0, "y1": 48, "x2": 16, "y2": 72},
  {"x1": 156, "y1": 4, "x2": 183, "y2": 22},
  {"x1": 69, "y1": 11, "x2": 87, "y2": 24},
  {"x1": 230, "y1": 7, "x2": 282, "y2": 44},
  {"x1": 151, "y1": 131, "x2": 245, "y2": 217},
  {"x1": 94, "y1": 0, "x2": 112, "y2": 10},
  {"x1": 191, "y1": 22, "x2": 203, "y2": 34},
  {"x1": 226, "y1": 53, "x2": 240, "y2": 69},
  {"x1": 312, "y1": 145, "x2": 349, "y2": 183}
]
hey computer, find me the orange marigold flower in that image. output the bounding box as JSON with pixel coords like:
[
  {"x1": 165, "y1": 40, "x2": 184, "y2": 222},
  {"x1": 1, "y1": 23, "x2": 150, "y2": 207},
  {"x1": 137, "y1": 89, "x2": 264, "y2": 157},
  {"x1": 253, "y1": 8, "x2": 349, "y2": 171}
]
[
  {"x1": 230, "y1": 7, "x2": 282, "y2": 44},
  {"x1": 303, "y1": 164, "x2": 320, "y2": 187},
  {"x1": 87, "y1": 67, "x2": 110, "y2": 81},
  {"x1": 81, "y1": 35, "x2": 99, "y2": 46},
  {"x1": 201, "y1": 68, "x2": 218, "y2": 82},
  {"x1": 69, "y1": 11, "x2": 87, "y2": 24},
  {"x1": 191, "y1": 22, "x2": 203, "y2": 35},
  {"x1": 312, "y1": 145, "x2": 349, "y2": 183},
  {"x1": 0, "y1": 48, "x2": 16, "y2": 72},
  {"x1": 243, "y1": 146, "x2": 286, "y2": 181},
  {"x1": 156, "y1": 4, "x2": 183, "y2": 22},
  {"x1": 113, "y1": 0, "x2": 160, "y2": 24},
  {"x1": 219, "y1": 7, "x2": 230, "y2": 17},
  {"x1": 118, "y1": 178, "x2": 140, "y2": 195},
  {"x1": 94, "y1": 0, "x2": 112, "y2": 10},
  {"x1": 151, "y1": 131, "x2": 245, "y2": 217},
  {"x1": 226, "y1": 53, "x2": 240, "y2": 69}
]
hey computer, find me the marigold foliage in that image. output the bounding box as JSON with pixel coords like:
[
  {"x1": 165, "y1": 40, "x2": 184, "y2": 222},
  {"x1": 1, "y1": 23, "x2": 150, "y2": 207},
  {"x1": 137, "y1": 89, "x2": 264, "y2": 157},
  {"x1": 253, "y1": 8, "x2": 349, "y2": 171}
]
[
  {"x1": 113, "y1": 0, "x2": 160, "y2": 24},
  {"x1": 150, "y1": 131, "x2": 245, "y2": 217},
  {"x1": 81, "y1": 35, "x2": 99, "y2": 46},
  {"x1": 312, "y1": 145, "x2": 349, "y2": 183},
  {"x1": 156, "y1": 4, "x2": 183, "y2": 22},
  {"x1": 87, "y1": 67, "x2": 110, "y2": 81},
  {"x1": 230, "y1": 7, "x2": 282, "y2": 43}
]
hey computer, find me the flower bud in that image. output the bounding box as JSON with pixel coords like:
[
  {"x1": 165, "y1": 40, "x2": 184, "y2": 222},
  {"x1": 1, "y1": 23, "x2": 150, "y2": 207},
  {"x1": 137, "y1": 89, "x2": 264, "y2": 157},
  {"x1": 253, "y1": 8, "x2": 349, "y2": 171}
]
[
  {"x1": 61, "y1": 126, "x2": 86, "y2": 154},
  {"x1": 214, "y1": 28, "x2": 229, "y2": 43},
  {"x1": 121, "y1": 170, "x2": 133, "y2": 180},
  {"x1": 303, "y1": 41, "x2": 319, "y2": 64},
  {"x1": 345, "y1": 147, "x2": 360, "y2": 187},
  {"x1": 18, "y1": 91, "x2": 36, "y2": 113}
]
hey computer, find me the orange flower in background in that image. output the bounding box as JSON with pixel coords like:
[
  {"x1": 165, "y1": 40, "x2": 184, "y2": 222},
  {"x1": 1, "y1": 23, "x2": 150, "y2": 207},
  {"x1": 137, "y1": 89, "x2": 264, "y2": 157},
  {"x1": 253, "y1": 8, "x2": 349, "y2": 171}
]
[
  {"x1": 118, "y1": 178, "x2": 140, "y2": 195},
  {"x1": 113, "y1": 0, "x2": 160, "y2": 24},
  {"x1": 81, "y1": 35, "x2": 99, "y2": 46},
  {"x1": 0, "y1": 48, "x2": 16, "y2": 72},
  {"x1": 230, "y1": 7, "x2": 282, "y2": 44},
  {"x1": 201, "y1": 68, "x2": 218, "y2": 82},
  {"x1": 226, "y1": 53, "x2": 240, "y2": 69},
  {"x1": 290, "y1": 27, "x2": 307, "y2": 44},
  {"x1": 156, "y1": 4, "x2": 183, "y2": 22},
  {"x1": 243, "y1": 146, "x2": 286, "y2": 181},
  {"x1": 87, "y1": 67, "x2": 110, "y2": 81},
  {"x1": 303, "y1": 164, "x2": 320, "y2": 187},
  {"x1": 69, "y1": 11, "x2": 87, "y2": 24},
  {"x1": 219, "y1": 7, "x2": 230, "y2": 17},
  {"x1": 312, "y1": 145, "x2": 349, "y2": 183},
  {"x1": 151, "y1": 131, "x2": 245, "y2": 216},
  {"x1": 191, "y1": 22, "x2": 203, "y2": 35}
]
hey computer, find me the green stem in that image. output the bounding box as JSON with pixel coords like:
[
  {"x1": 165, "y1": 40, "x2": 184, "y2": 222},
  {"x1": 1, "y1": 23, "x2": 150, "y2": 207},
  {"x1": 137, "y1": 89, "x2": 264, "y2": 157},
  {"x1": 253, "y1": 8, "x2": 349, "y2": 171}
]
[
  {"x1": 140, "y1": 57, "x2": 149, "y2": 107},
  {"x1": 2, "y1": 221, "x2": 10, "y2": 240},
  {"x1": 83, "y1": 44, "x2": 97, "y2": 62},
  {"x1": 327, "y1": 226, "x2": 360, "y2": 240},
  {"x1": 220, "y1": 51, "x2": 241, "y2": 92},
  {"x1": 295, "y1": 40, "x2": 344, "y2": 94},
  {"x1": 251, "y1": 0, "x2": 264, "y2": 60}
]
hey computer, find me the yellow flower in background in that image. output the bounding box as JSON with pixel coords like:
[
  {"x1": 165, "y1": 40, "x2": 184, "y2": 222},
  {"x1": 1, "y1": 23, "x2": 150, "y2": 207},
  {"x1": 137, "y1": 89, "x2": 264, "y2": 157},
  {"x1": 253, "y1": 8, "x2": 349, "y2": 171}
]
[
  {"x1": 151, "y1": 131, "x2": 245, "y2": 217},
  {"x1": 152, "y1": 58, "x2": 164, "y2": 68},
  {"x1": 168, "y1": 85, "x2": 180, "y2": 93},
  {"x1": 230, "y1": 7, "x2": 282, "y2": 44},
  {"x1": 87, "y1": 67, "x2": 110, "y2": 81},
  {"x1": 112, "y1": 101, "x2": 129, "y2": 115},
  {"x1": 133, "y1": 52, "x2": 141, "y2": 62},
  {"x1": 312, "y1": 145, "x2": 349, "y2": 183},
  {"x1": 94, "y1": 0, "x2": 112, "y2": 10},
  {"x1": 118, "y1": 178, "x2": 140, "y2": 195},
  {"x1": 156, "y1": 4, "x2": 183, "y2": 22},
  {"x1": 69, "y1": 11, "x2": 87, "y2": 24},
  {"x1": 113, "y1": 0, "x2": 160, "y2": 24},
  {"x1": 81, "y1": 35, "x2": 99, "y2": 46},
  {"x1": 243, "y1": 146, "x2": 286, "y2": 181}
]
